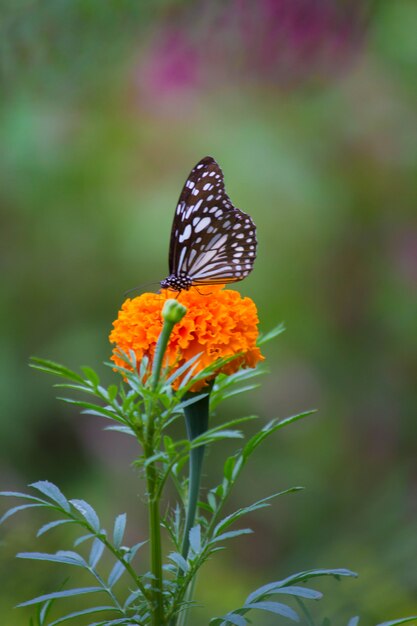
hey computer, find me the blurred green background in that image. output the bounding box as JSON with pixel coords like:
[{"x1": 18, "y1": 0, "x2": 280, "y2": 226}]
[{"x1": 1, "y1": 1, "x2": 416, "y2": 624}]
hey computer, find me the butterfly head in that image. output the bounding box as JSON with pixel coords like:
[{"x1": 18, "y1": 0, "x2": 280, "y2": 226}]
[{"x1": 160, "y1": 273, "x2": 193, "y2": 292}]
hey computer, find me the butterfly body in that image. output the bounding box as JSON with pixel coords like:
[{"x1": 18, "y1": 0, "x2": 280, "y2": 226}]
[
  {"x1": 160, "y1": 273, "x2": 193, "y2": 291},
  {"x1": 161, "y1": 156, "x2": 257, "y2": 292}
]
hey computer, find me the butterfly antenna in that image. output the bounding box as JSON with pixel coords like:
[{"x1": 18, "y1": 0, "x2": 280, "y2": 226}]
[{"x1": 123, "y1": 281, "x2": 161, "y2": 297}]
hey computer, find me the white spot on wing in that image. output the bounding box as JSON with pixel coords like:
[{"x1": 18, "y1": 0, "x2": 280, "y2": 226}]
[
  {"x1": 177, "y1": 247, "x2": 187, "y2": 271},
  {"x1": 194, "y1": 216, "x2": 211, "y2": 233},
  {"x1": 179, "y1": 224, "x2": 192, "y2": 242}
]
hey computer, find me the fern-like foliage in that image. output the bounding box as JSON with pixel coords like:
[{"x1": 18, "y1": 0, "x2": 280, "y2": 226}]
[{"x1": 0, "y1": 325, "x2": 363, "y2": 625}]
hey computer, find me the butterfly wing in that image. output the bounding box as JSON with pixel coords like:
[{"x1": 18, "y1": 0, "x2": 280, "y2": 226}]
[{"x1": 168, "y1": 156, "x2": 257, "y2": 285}]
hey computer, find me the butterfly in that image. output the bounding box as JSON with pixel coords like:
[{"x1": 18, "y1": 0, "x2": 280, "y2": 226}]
[{"x1": 160, "y1": 156, "x2": 257, "y2": 292}]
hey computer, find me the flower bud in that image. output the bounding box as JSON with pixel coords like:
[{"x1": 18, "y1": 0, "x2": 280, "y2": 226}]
[{"x1": 162, "y1": 299, "x2": 187, "y2": 324}]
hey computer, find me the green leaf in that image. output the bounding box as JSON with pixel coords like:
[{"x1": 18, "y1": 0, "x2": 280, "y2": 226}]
[
  {"x1": 89, "y1": 537, "x2": 105, "y2": 568},
  {"x1": 30, "y1": 481, "x2": 70, "y2": 512},
  {"x1": 58, "y1": 399, "x2": 124, "y2": 423},
  {"x1": 211, "y1": 369, "x2": 262, "y2": 402},
  {"x1": 216, "y1": 615, "x2": 248, "y2": 626},
  {"x1": 257, "y1": 323, "x2": 286, "y2": 346},
  {"x1": 246, "y1": 584, "x2": 322, "y2": 604},
  {"x1": 37, "y1": 519, "x2": 75, "y2": 537},
  {"x1": 70, "y1": 499, "x2": 100, "y2": 532},
  {"x1": 74, "y1": 533, "x2": 94, "y2": 547},
  {"x1": 207, "y1": 415, "x2": 258, "y2": 435},
  {"x1": 207, "y1": 492, "x2": 217, "y2": 512},
  {"x1": 88, "y1": 615, "x2": 139, "y2": 626},
  {"x1": 143, "y1": 451, "x2": 169, "y2": 467},
  {"x1": 210, "y1": 615, "x2": 247, "y2": 626},
  {"x1": 0, "y1": 490, "x2": 46, "y2": 502},
  {"x1": 223, "y1": 456, "x2": 236, "y2": 482},
  {"x1": 0, "y1": 503, "x2": 45, "y2": 524},
  {"x1": 243, "y1": 412, "x2": 315, "y2": 461},
  {"x1": 17, "y1": 587, "x2": 105, "y2": 607},
  {"x1": 191, "y1": 430, "x2": 244, "y2": 448},
  {"x1": 113, "y1": 349, "x2": 137, "y2": 370},
  {"x1": 29, "y1": 358, "x2": 85, "y2": 383},
  {"x1": 166, "y1": 352, "x2": 203, "y2": 386},
  {"x1": 112, "y1": 513, "x2": 127, "y2": 549},
  {"x1": 47, "y1": 606, "x2": 116, "y2": 626},
  {"x1": 210, "y1": 371, "x2": 265, "y2": 410},
  {"x1": 213, "y1": 489, "x2": 302, "y2": 537},
  {"x1": 231, "y1": 456, "x2": 244, "y2": 481},
  {"x1": 215, "y1": 367, "x2": 264, "y2": 389},
  {"x1": 108, "y1": 561, "x2": 126, "y2": 587},
  {"x1": 107, "y1": 385, "x2": 119, "y2": 402},
  {"x1": 123, "y1": 540, "x2": 147, "y2": 563},
  {"x1": 377, "y1": 618, "x2": 417, "y2": 626},
  {"x1": 219, "y1": 384, "x2": 261, "y2": 400},
  {"x1": 137, "y1": 351, "x2": 147, "y2": 371},
  {"x1": 39, "y1": 596, "x2": 56, "y2": 624},
  {"x1": 183, "y1": 415, "x2": 256, "y2": 449},
  {"x1": 81, "y1": 366, "x2": 100, "y2": 387},
  {"x1": 163, "y1": 435, "x2": 175, "y2": 453},
  {"x1": 104, "y1": 425, "x2": 135, "y2": 436},
  {"x1": 244, "y1": 601, "x2": 299, "y2": 621},
  {"x1": 17, "y1": 551, "x2": 86, "y2": 567},
  {"x1": 53, "y1": 383, "x2": 96, "y2": 395},
  {"x1": 168, "y1": 552, "x2": 189, "y2": 573},
  {"x1": 211, "y1": 528, "x2": 253, "y2": 543},
  {"x1": 124, "y1": 589, "x2": 142, "y2": 609},
  {"x1": 177, "y1": 360, "x2": 202, "y2": 389},
  {"x1": 180, "y1": 353, "x2": 243, "y2": 392},
  {"x1": 277, "y1": 568, "x2": 358, "y2": 587},
  {"x1": 189, "y1": 525, "x2": 201, "y2": 555},
  {"x1": 176, "y1": 392, "x2": 209, "y2": 411}
]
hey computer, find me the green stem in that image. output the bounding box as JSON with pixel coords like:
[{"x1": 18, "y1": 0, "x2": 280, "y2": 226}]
[
  {"x1": 151, "y1": 319, "x2": 175, "y2": 391},
  {"x1": 101, "y1": 535, "x2": 150, "y2": 602},
  {"x1": 147, "y1": 461, "x2": 164, "y2": 626},
  {"x1": 173, "y1": 390, "x2": 211, "y2": 626},
  {"x1": 181, "y1": 408, "x2": 208, "y2": 559},
  {"x1": 147, "y1": 313, "x2": 178, "y2": 624}
]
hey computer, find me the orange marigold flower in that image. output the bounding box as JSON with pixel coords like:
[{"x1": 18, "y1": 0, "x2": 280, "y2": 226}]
[{"x1": 109, "y1": 285, "x2": 264, "y2": 391}]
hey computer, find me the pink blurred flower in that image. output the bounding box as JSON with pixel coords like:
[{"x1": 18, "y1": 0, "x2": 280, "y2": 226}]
[
  {"x1": 139, "y1": 29, "x2": 201, "y2": 98},
  {"x1": 136, "y1": 0, "x2": 366, "y2": 108},
  {"x1": 234, "y1": 0, "x2": 365, "y2": 83}
]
